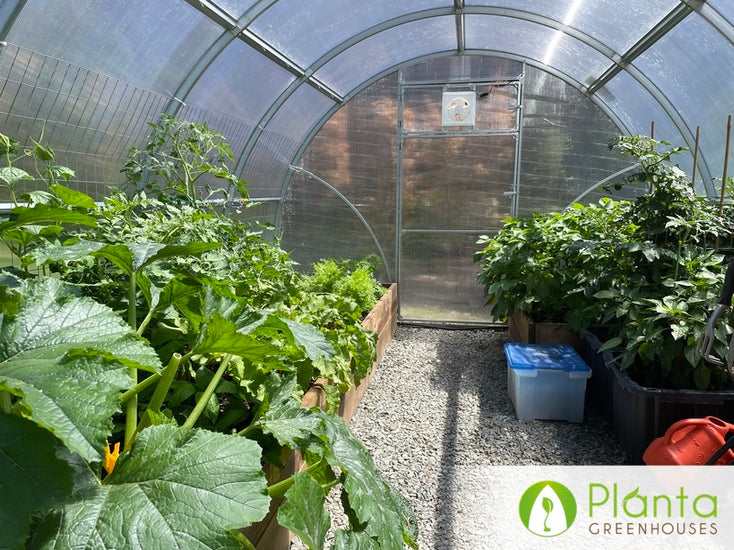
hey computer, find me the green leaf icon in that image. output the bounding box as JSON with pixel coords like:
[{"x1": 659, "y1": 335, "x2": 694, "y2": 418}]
[
  {"x1": 519, "y1": 480, "x2": 577, "y2": 537},
  {"x1": 542, "y1": 497, "x2": 554, "y2": 532},
  {"x1": 623, "y1": 487, "x2": 640, "y2": 503}
]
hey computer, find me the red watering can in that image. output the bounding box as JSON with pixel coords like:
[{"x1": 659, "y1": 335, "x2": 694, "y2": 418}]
[{"x1": 643, "y1": 416, "x2": 734, "y2": 466}]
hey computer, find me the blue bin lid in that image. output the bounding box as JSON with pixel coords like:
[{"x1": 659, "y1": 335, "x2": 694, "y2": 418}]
[{"x1": 504, "y1": 343, "x2": 590, "y2": 372}]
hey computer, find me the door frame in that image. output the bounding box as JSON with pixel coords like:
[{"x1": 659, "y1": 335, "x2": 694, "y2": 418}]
[{"x1": 395, "y1": 68, "x2": 524, "y2": 325}]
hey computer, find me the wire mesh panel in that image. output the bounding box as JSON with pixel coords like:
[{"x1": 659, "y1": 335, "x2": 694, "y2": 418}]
[{"x1": 0, "y1": 43, "x2": 169, "y2": 200}]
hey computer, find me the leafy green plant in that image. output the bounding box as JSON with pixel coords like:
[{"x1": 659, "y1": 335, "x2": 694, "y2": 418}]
[
  {"x1": 301, "y1": 257, "x2": 386, "y2": 315},
  {"x1": 475, "y1": 197, "x2": 634, "y2": 324},
  {"x1": 0, "y1": 124, "x2": 417, "y2": 549},
  {"x1": 0, "y1": 133, "x2": 96, "y2": 274},
  {"x1": 121, "y1": 114, "x2": 248, "y2": 205},
  {"x1": 476, "y1": 134, "x2": 734, "y2": 390}
]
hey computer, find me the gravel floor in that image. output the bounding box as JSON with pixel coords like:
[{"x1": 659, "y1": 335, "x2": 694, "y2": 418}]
[{"x1": 292, "y1": 326, "x2": 626, "y2": 549}]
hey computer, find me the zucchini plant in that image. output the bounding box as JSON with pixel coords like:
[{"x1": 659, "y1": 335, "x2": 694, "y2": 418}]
[{"x1": 0, "y1": 121, "x2": 417, "y2": 549}]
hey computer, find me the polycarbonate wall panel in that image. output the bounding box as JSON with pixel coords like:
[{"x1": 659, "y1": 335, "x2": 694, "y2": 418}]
[
  {"x1": 242, "y1": 131, "x2": 300, "y2": 198},
  {"x1": 598, "y1": 72, "x2": 673, "y2": 138},
  {"x1": 251, "y1": 0, "x2": 447, "y2": 68},
  {"x1": 242, "y1": 85, "x2": 335, "y2": 197},
  {"x1": 598, "y1": 72, "x2": 698, "y2": 188},
  {"x1": 465, "y1": 15, "x2": 610, "y2": 87},
  {"x1": 214, "y1": 0, "x2": 261, "y2": 18},
  {"x1": 6, "y1": 0, "x2": 221, "y2": 95},
  {"x1": 634, "y1": 13, "x2": 734, "y2": 189},
  {"x1": 185, "y1": 40, "x2": 296, "y2": 126},
  {"x1": 0, "y1": 43, "x2": 169, "y2": 200},
  {"x1": 466, "y1": 0, "x2": 677, "y2": 55},
  {"x1": 402, "y1": 55, "x2": 523, "y2": 83},
  {"x1": 399, "y1": 232, "x2": 490, "y2": 323},
  {"x1": 283, "y1": 75, "x2": 399, "y2": 279},
  {"x1": 519, "y1": 66, "x2": 632, "y2": 214},
  {"x1": 402, "y1": 136, "x2": 515, "y2": 230},
  {"x1": 315, "y1": 17, "x2": 457, "y2": 96},
  {"x1": 281, "y1": 171, "x2": 395, "y2": 281}
]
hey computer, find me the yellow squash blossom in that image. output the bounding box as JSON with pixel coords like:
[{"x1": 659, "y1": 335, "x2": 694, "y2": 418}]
[{"x1": 103, "y1": 442, "x2": 121, "y2": 475}]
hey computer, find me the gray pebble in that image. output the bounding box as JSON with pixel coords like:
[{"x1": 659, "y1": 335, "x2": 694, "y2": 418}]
[{"x1": 291, "y1": 326, "x2": 626, "y2": 549}]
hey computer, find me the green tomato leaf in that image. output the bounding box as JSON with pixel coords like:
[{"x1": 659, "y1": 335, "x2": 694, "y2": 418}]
[
  {"x1": 0, "y1": 277, "x2": 161, "y2": 461},
  {"x1": 278, "y1": 471, "x2": 331, "y2": 550},
  {"x1": 49, "y1": 183, "x2": 96, "y2": 209},
  {"x1": 29, "y1": 425, "x2": 270, "y2": 549},
  {"x1": 0, "y1": 412, "x2": 74, "y2": 550},
  {"x1": 0, "y1": 204, "x2": 97, "y2": 233}
]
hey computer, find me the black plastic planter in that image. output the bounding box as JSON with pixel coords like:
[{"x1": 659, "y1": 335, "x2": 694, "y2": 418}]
[
  {"x1": 582, "y1": 330, "x2": 734, "y2": 464},
  {"x1": 578, "y1": 329, "x2": 615, "y2": 423}
]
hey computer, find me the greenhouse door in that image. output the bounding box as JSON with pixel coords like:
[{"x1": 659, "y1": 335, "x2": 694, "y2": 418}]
[{"x1": 397, "y1": 75, "x2": 522, "y2": 324}]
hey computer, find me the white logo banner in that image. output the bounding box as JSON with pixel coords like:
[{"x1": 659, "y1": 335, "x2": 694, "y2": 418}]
[{"x1": 463, "y1": 466, "x2": 734, "y2": 549}]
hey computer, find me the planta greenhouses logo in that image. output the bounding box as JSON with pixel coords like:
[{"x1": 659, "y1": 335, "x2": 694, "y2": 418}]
[{"x1": 519, "y1": 481, "x2": 577, "y2": 537}]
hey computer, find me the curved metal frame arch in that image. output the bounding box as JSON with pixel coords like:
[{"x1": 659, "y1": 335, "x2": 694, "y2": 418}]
[
  {"x1": 566, "y1": 164, "x2": 641, "y2": 208},
  {"x1": 274, "y1": 50, "x2": 629, "y2": 258},
  {"x1": 232, "y1": 6, "x2": 614, "y2": 175},
  {"x1": 288, "y1": 166, "x2": 392, "y2": 280},
  {"x1": 0, "y1": 0, "x2": 26, "y2": 40},
  {"x1": 163, "y1": 0, "x2": 284, "y2": 117},
  {"x1": 275, "y1": 49, "x2": 637, "y2": 242},
  {"x1": 224, "y1": 5, "x2": 719, "y2": 208}
]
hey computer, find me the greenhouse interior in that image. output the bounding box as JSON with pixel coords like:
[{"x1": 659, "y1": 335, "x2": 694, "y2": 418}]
[{"x1": 2, "y1": 1, "x2": 734, "y2": 549}]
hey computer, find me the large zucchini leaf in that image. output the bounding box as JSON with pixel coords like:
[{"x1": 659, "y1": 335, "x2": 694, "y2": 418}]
[
  {"x1": 0, "y1": 277, "x2": 161, "y2": 461},
  {"x1": 29, "y1": 425, "x2": 270, "y2": 549}
]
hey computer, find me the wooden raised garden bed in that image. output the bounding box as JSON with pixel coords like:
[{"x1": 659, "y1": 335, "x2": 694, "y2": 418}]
[
  {"x1": 508, "y1": 310, "x2": 585, "y2": 354},
  {"x1": 245, "y1": 283, "x2": 398, "y2": 549}
]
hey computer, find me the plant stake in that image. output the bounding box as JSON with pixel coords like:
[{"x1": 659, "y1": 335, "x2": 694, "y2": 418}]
[{"x1": 692, "y1": 125, "x2": 700, "y2": 189}]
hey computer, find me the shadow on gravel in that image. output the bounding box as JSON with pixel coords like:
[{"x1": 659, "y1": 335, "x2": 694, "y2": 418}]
[{"x1": 428, "y1": 327, "x2": 625, "y2": 549}]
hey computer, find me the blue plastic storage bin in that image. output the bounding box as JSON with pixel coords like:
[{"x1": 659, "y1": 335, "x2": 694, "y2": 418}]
[{"x1": 504, "y1": 343, "x2": 592, "y2": 422}]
